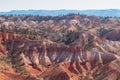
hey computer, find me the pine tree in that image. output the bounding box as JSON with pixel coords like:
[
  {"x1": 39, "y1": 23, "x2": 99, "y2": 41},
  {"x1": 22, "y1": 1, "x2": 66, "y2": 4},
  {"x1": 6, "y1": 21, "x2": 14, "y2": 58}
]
[{"x1": 7, "y1": 40, "x2": 29, "y2": 75}]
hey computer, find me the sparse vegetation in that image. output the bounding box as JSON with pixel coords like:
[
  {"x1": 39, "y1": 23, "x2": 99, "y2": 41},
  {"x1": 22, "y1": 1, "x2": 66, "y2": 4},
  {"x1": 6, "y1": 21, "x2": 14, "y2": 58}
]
[
  {"x1": 98, "y1": 28, "x2": 114, "y2": 37},
  {"x1": 63, "y1": 31, "x2": 79, "y2": 45},
  {"x1": 6, "y1": 42, "x2": 29, "y2": 75},
  {"x1": 0, "y1": 14, "x2": 120, "y2": 80},
  {"x1": 0, "y1": 56, "x2": 10, "y2": 65}
]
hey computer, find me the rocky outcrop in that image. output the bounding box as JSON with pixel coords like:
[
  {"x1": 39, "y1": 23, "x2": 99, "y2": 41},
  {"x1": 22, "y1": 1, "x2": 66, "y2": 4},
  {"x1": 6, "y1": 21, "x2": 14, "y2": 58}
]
[
  {"x1": 0, "y1": 15, "x2": 120, "y2": 80},
  {"x1": 0, "y1": 32, "x2": 120, "y2": 80}
]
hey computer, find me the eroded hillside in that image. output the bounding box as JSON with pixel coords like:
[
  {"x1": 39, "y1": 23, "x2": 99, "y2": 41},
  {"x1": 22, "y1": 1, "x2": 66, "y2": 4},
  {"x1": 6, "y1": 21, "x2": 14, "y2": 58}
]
[{"x1": 0, "y1": 15, "x2": 120, "y2": 80}]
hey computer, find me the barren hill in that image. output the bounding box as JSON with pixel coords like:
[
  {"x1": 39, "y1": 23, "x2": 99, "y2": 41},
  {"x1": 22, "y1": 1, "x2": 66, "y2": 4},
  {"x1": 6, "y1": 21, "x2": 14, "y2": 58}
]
[{"x1": 0, "y1": 14, "x2": 120, "y2": 80}]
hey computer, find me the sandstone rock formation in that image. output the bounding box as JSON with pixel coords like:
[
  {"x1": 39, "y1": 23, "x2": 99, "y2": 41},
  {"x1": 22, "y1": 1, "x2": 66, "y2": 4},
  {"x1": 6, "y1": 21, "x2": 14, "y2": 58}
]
[
  {"x1": 0, "y1": 31, "x2": 120, "y2": 80},
  {"x1": 0, "y1": 15, "x2": 120, "y2": 80}
]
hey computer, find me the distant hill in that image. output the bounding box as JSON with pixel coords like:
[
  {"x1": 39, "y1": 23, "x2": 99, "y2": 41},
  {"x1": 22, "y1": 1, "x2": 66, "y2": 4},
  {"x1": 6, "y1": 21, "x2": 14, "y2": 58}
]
[{"x1": 0, "y1": 9, "x2": 120, "y2": 17}]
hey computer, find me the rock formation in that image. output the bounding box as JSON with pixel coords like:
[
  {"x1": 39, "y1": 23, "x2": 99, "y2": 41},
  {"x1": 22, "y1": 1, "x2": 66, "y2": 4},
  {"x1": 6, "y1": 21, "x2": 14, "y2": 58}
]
[{"x1": 0, "y1": 15, "x2": 120, "y2": 80}]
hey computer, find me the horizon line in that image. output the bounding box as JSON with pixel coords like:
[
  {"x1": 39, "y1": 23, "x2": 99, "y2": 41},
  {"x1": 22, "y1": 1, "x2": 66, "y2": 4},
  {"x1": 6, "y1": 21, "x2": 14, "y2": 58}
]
[{"x1": 0, "y1": 8, "x2": 120, "y2": 12}]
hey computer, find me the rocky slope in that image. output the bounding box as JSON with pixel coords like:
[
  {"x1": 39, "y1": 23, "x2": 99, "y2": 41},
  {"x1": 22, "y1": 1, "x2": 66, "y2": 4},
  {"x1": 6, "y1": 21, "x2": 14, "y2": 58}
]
[
  {"x1": 0, "y1": 31, "x2": 120, "y2": 80},
  {"x1": 0, "y1": 15, "x2": 120, "y2": 80}
]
